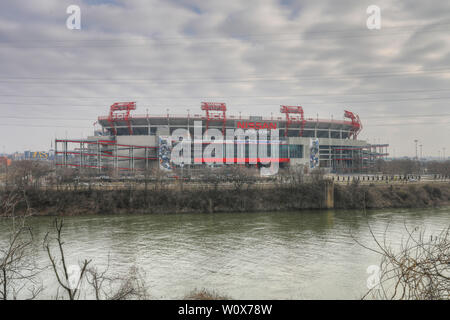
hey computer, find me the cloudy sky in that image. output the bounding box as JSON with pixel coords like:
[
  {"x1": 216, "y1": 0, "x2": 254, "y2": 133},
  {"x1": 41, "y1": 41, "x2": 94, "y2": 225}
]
[{"x1": 0, "y1": 0, "x2": 449, "y2": 157}]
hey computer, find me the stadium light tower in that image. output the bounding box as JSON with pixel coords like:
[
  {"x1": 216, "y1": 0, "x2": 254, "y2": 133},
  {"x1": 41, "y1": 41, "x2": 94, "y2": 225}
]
[{"x1": 414, "y1": 139, "x2": 418, "y2": 160}]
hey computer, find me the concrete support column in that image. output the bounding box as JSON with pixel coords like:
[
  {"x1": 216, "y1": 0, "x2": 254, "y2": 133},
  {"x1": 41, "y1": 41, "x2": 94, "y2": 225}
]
[
  {"x1": 80, "y1": 141, "x2": 83, "y2": 169},
  {"x1": 64, "y1": 141, "x2": 68, "y2": 166},
  {"x1": 97, "y1": 141, "x2": 101, "y2": 171},
  {"x1": 115, "y1": 143, "x2": 118, "y2": 172},
  {"x1": 324, "y1": 180, "x2": 334, "y2": 209},
  {"x1": 55, "y1": 139, "x2": 58, "y2": 168},
  {"x1": 145, "y1": 147, "x2": 149, "y2": 171}
]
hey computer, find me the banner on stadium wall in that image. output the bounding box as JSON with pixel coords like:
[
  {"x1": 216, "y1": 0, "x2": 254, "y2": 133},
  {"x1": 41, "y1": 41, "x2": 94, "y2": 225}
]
[
  {"x1": 158, "y1": 136, "x2": 173, "y2": 171},
  {"x1": 309, "y1": 138, "x2": 319, "y2": 169}
]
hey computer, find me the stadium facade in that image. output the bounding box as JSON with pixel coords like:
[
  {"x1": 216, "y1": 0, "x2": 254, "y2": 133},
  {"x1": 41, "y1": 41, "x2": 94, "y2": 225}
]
[{"x1": 55, "y1": 102, "x2": 388, "y2": 173}]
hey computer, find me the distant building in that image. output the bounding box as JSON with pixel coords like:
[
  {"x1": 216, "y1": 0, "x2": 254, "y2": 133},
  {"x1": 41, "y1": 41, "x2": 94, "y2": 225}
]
[
  {"x1": 24, "y1": 151, "x2": 50, "y2": 160},
  {"x1": 0, "y1": 156, "x2": 11, "y2": 166}
]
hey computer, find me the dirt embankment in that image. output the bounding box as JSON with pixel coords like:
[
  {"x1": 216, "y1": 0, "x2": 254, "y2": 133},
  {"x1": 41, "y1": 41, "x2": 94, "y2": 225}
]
[{"x1": 1, "y1": 182, "x2": 450, "y2": 216}]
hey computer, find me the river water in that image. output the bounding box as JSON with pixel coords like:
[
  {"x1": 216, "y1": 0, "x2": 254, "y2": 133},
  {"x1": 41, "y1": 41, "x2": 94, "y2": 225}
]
[{"x1": 1, "y1": 207, "x2": 449, "y2": 299}]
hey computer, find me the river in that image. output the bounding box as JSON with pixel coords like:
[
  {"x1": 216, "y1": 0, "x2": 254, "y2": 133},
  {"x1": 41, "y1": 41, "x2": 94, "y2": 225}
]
[{"x1": 1, "y1": 207, "x2": 449, "y2": 299}]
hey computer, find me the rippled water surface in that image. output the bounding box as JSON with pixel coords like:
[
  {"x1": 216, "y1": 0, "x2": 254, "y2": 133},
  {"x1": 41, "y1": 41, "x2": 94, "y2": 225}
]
[{"x1": 1, "y1": 207, "x2": 449, "y2": 299}]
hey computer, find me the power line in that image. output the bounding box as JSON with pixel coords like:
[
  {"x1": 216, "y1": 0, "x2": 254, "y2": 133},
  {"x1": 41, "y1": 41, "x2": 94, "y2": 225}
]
[
  {"x1": 1, "y1": 113, "x2": 449, "y2": 122},
  {"x1": 0, "y1": 123, "x2": 92, "y2": 129},
  {"x1": 1, "y1": 69, "x2": 449, "y2": 84},
  {"x1": 365, "y1": 113, "x2": 450, "y2": 119},
  {"x1": 1, "y1": 96, "x2": 450, "y2": 108},
  {"x1": 371, "y1": 121, "x2": 450, "y2": 127},
  {"x1": 0, "y1": 121, "x2": 448, "y2": 129},
  {"x1": 5, "y1": 22, "x2": 449, "y2": 42},
  {"x1": 0, "y1": 88, "x2": 449, "y2": 100},
  {"x1": 2, "y1": 116, "x2": 97, "y2": 121},
  {"x1": 1, "y1": 22, "x2": 448, "y2": 48}
]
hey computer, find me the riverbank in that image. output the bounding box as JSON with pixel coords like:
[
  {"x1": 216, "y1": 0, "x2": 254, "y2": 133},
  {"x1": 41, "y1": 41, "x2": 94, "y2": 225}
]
[
  {"x1": 334, "y1": 182, "x2": 450, "y2": 209},
  {"x1": 2, "y1": 181, "x2": 450, "y2": 216}
]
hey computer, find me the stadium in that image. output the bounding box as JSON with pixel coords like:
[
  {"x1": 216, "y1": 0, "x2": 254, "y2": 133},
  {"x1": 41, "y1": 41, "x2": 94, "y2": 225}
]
[{"x1": 55, "y1": 102, "x2": 389, "y2": 173}]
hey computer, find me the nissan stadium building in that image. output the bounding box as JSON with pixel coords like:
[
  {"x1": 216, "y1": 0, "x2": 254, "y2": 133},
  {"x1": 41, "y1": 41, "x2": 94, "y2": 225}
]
[{"x1": 55, "y1": 102, "x2": 388, "y2": 173}]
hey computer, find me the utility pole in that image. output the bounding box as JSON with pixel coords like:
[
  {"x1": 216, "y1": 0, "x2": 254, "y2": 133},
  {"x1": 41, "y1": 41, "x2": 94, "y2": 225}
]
[
  {"x1": 419, "y1": 144, "x2": 423, "y2": 159},
  {"x1": 444, "y1": 147, "x2": 446, "y2": 160}
]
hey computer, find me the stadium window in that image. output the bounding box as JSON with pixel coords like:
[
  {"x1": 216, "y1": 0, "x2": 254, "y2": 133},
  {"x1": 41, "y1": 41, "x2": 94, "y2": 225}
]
[
  {"x1": 289, "y1": 145, "x2": 303, "y2": 158},
  {"x1": 280, "y1": 145, "x2": 289, "y2": 158}
]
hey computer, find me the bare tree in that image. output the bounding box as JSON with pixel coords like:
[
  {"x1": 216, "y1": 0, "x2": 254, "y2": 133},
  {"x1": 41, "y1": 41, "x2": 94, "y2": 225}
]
[
  {"x1": 280, "y1": 165, "x2": 306, "y2": 186},
  {"x1": 375, "y1": 159, "x2": 423, "y2": 175},
  {"x1": 0, "y1": 190, "x2": 21, "y2": 217},
  {"x1": 310, "y1": 167, "x2": 325, "y2": 183},
  {"x1": 55, "y1": 167, "x2": 78, "y2": 187},
  {"x1": 43, "y1": 219, "x2": 91, "y2": 300},
  {"x1": 218, "y1": 166, "x2": 257, "y2": 192},
  {"x1": 152, "y1": 168, "x2": 167, "y2": 191},
  {"x1": 85, "y1": 253, "x2": 149, "y2": 300},
  {"x1": 89, "y1": 266, "x2": 149, "y2": 300},
  {"x1": 427, "y1": 160, "x2": 450, "y2": 177},
  {"x1": 184, "y1": 288, "x2": 230, "y2": 300},
  {"x1": 0, "y1": 217, "x2": 42, "y2": 300},
  {"x1": 7, "y1": 160, "x2": 52, "y2": 189},
  {"x1": 358, "y1": 222, "x2": 450, "y2": 300},
  {"x1": 44, "y1": 219, "x2": 149, "y2": 300}
]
